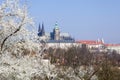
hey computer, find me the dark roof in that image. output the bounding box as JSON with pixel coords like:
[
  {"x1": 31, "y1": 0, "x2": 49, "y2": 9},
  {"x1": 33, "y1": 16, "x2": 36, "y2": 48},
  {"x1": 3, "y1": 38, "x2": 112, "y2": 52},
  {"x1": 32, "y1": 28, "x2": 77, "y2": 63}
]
[{"x1": 47, "y1": 40, "x2": 75, "y2": 43}]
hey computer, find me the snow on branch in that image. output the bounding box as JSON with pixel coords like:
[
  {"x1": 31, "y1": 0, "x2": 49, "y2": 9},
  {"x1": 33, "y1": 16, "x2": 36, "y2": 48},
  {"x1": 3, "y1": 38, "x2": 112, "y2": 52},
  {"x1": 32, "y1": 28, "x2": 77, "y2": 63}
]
[{"x1": 0, "y1": 0, "x2": 33, "y2": 52}]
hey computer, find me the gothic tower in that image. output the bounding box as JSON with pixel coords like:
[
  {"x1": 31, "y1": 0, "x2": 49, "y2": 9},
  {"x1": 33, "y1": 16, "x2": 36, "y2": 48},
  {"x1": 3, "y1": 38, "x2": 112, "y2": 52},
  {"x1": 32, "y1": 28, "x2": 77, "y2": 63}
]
[
  {"x1": 41, "y1": 22, "x2": 45, "y2": 36},
  {"x1": 53, "y1": 22, "x2": 60, "y2": 40},
  {"x1": 38, "y1": 23, "x2": 42, "y2": 36},
  {"x1": 38, "y1": 22, "x2": 45, "y2": 37}
]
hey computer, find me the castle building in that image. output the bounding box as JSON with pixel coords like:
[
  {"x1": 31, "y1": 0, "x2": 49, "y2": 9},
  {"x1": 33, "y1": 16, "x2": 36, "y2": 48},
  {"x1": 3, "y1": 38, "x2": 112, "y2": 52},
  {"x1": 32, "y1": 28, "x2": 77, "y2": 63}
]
[
  {"x1": 38, "y1": 22, "x2": 75, "y2": 43},
  {"x1": 37, "y1": 23, "x2": 120, "y2": 53}
]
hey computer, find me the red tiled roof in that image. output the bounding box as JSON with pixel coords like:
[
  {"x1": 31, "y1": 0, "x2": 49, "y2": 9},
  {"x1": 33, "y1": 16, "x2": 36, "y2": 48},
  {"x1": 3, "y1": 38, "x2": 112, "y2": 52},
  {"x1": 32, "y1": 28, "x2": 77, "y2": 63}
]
[
  {"x1": 76, "y1": 40, "x2": 120, "y2": 47},
  {"x1": 105, "y1": 44, "x2": 120, "y2": 47},
  {"x1": 76, "y1": 40, "x2": 103, "y2": 45}
]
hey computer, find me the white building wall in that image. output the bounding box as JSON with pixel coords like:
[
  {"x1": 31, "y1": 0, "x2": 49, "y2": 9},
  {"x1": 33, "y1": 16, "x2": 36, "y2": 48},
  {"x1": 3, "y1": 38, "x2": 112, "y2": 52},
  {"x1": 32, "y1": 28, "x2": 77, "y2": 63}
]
[
  {"x1": 107, "y1": 46, "x2": 120, "y2": 54},
  {"x1": 46, "y1": 43, "x2": 81, "y2": 49}
]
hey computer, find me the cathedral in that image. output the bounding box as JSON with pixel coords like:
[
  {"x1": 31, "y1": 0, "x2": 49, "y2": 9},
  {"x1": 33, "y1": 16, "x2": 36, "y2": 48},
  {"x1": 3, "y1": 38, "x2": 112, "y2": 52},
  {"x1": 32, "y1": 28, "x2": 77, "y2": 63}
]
[{"x1": 38, "y1": 22, "x2": 75, "y2": 43}]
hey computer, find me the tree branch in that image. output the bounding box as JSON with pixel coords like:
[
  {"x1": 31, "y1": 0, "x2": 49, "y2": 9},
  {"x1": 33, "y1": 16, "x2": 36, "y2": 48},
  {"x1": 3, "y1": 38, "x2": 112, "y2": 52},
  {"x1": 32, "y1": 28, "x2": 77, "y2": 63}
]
[
  {"x1": 87, "y1": 67, "x2": 99, "y2": 80},
  {"x1": 1, "y1": 16, "x2": 25, "y2": 51}
]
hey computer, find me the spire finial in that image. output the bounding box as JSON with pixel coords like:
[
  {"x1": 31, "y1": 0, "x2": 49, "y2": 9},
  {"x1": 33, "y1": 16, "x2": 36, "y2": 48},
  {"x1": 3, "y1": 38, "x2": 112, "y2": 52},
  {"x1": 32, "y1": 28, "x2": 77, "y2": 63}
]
[
  {"x1": 55, "y1": 21, "x2": 59, "y2": 29},
  {"x1": 55, "y1": 21, "x2": 58, "y2": 26}
]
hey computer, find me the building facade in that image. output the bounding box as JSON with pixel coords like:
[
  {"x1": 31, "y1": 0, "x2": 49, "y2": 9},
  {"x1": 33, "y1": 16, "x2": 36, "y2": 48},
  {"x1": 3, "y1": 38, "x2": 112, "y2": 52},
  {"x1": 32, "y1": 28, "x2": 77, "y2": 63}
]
[{"x1": 38, "y1": 22, "x2": 75, "y2": 43}]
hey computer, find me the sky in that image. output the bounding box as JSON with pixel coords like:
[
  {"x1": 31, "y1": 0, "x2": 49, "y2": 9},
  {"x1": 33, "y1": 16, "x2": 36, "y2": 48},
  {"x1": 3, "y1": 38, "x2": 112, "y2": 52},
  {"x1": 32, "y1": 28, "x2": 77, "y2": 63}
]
[{"x1": 1, "y1": 0, "x2": 120, "y2": 43}]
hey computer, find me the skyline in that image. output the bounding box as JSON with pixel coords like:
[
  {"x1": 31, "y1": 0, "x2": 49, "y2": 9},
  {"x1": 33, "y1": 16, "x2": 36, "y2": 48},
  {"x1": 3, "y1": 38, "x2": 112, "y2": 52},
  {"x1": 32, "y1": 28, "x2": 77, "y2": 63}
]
[{"x1": 1, "y1": 0, "x2": 120, "y2": 43}]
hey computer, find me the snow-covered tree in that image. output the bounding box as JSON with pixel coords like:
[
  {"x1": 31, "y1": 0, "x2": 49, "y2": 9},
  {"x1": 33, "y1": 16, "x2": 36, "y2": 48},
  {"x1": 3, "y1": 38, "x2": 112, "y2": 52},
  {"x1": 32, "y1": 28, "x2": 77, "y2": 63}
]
[
  {"x1": 0, "y1": 0, "x2": 33, "y2": 53},
  {"x1": 0, "y1": 0, "x2": 55, "y2": 80}
]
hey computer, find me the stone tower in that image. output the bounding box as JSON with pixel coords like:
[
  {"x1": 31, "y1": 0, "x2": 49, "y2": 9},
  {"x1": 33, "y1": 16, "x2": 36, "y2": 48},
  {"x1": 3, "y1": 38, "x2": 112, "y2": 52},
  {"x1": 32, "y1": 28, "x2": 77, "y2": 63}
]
[
  {"x1": 38, "y1": 22, "x2": 45, "y2": 37},
  {"x1": 54, "y1": 22, "x2": 60, "y2": 40}
]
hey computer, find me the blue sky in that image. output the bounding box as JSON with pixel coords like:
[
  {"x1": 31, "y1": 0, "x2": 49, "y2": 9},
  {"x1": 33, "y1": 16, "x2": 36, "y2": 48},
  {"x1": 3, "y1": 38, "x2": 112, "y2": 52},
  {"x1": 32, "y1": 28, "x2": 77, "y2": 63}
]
[{"x1": 1, "y1": 0, "x2": 120, "y2": 43}]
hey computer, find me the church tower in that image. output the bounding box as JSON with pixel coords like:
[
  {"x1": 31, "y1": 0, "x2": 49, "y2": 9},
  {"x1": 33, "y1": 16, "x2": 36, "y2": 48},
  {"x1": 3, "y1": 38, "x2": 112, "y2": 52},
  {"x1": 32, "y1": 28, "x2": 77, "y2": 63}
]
[
  {"x1": 41, "y1": 22, "x2": 45, "y2": 36},
  {"x1": 38, "y1": 23, "x2": 42, "y2": 36},
  {"x1": 38, "y1": 23, "x2": 41, "y2": 32},
  {"x1": 53, "y1": 22, "x2": 60, "y2": 40},
  {"x1": 38, "y1": 22, "x2": 45, "y2": 37}
]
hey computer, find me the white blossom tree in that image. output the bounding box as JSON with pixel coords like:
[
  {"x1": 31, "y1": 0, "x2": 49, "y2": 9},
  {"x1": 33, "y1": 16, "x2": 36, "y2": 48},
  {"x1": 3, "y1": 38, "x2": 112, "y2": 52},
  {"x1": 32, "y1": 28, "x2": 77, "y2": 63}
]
[
  {"x1": 0, "y1": 0, "x2": 33, "y2": 53},
  {"x1": 0, "y1": 0, "x2": 55, "y2": 80}
]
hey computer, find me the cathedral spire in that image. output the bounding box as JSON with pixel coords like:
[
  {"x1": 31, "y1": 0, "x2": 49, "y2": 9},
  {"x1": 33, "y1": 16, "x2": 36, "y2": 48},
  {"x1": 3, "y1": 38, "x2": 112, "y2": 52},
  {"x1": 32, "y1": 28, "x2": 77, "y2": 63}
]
[
  {"x1": 38, "y1": 23, "x2": 42, "y2": 36},
  {"x1": 42, "y1": 22, "x2": 45, "y2": 35},
  {"x1": 38, "y1": 23, "x2": 41, "y2": 32}
]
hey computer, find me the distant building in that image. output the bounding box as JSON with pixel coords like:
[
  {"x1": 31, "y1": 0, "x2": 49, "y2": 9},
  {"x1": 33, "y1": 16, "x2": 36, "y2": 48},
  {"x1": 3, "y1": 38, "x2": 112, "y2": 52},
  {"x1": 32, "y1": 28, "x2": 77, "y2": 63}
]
[
  {"x1": 76, "y1": 40, "x2": 104, "y2": 49},
  {"x1": 76, "y1": 40, "x2": 105, "y2": 52},
  {"x1": 105, "y1": 44, "x2": 120, "y2": 54},
  {"x1": 76, "y1": 40, "x2": 120, "y2": 53},
  {"x1": 38, "y1": 22, "x2": 75, "y2": 43},
  {"x1": 37, "y1": 22, "x2": 120, "y2": 53}
]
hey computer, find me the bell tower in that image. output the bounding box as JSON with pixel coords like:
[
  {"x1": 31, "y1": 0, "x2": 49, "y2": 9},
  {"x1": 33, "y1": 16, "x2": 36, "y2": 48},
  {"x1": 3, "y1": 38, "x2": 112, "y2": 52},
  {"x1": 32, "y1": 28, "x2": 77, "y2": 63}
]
[{"x1": 54, "y1": 22, "x2": 60, "y2": 40}]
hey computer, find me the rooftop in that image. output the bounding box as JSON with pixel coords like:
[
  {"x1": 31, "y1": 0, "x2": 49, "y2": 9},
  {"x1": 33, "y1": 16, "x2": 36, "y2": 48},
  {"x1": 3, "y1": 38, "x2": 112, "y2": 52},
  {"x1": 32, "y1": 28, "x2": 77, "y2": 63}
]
[
  {"x1": 76, "y1": 40, "x2": 104, "y2": 45},
  {"x1": 105, "y1": 44, "x2": 120, "y2": 47}
]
